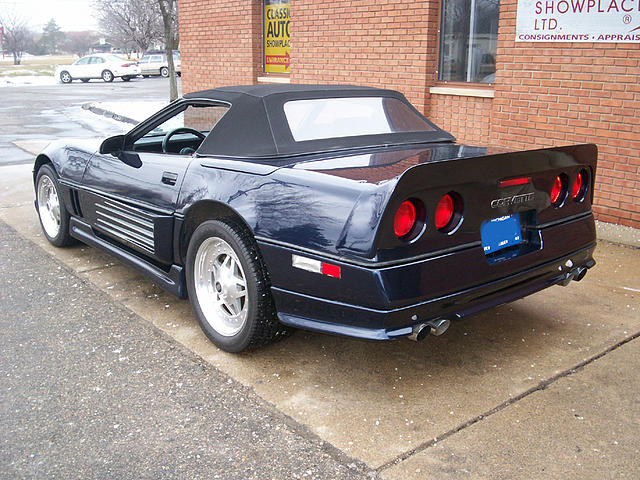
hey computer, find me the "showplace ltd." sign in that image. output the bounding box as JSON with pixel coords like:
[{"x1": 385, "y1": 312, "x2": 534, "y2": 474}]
[{"x1": 516, "y1": 0, "x2": 640, "y2": 42}]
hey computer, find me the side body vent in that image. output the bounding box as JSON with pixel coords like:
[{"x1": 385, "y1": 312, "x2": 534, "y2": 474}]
[
  {"x1": 94, "y1": 198, "x2": 155, "y2": 254},
  {"x1": 69, "y1": 188, "x2": 83, "y2": 217}
]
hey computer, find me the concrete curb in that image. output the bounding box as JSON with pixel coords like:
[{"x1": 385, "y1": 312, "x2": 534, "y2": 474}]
[{"x1": 82, "y1": 103, "x2": 139, "y2": 126}]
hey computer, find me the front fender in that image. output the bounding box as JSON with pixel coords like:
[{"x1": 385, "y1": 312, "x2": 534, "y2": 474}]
[{"x1": 35, "y1": 139, "x2": 101, "y2": 184}]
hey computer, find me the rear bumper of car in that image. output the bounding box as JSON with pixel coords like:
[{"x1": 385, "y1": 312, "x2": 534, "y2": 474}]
[
  {"x1": 259, "y1": 213, "x2": 597, "y2": 340},
  {"x1": 113, "y1": 66, "x2": 140, "y2": 77}
]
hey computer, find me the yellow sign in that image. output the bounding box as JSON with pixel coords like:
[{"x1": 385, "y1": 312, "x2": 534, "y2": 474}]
[{"x1": 264, "y1": 1, "x2": 290, "y2": 73}]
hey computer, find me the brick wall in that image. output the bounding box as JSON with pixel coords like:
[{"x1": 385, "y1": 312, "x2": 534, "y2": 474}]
[
  {"x1": 178, "y1": 0, "x2": 640, "y2": 228},
  {"x1": 179, "y1": 0, "x2": 262, "y2": 93},
  {"x1": 427, "y1": 95, "x2": 493, "y2": 146},
  {"x1": 491, "y1": 0, "x2": 640, "y2": 228},
  {"x1": 184, "y1": 106, "x2": 229, "y2": 131},
  {"x1": 289, "y1": 0, "x2": 439, "y2": 112}
]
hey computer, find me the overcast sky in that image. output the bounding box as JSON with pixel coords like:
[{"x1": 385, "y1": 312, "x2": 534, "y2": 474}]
[{"x1": 0, "y1": 0, "x2": 98, "y2": 32}]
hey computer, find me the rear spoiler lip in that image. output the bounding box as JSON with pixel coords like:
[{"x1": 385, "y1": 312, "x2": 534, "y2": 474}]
[{"x1": 398, "y1": 143, "x2": 598, "y2": 184}]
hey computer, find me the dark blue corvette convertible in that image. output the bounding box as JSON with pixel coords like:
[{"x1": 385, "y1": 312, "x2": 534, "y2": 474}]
[{"x1": 34, "y1": 84, "x2": 597, "y2": 352}]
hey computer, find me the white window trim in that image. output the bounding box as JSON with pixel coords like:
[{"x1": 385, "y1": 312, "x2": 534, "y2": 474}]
[
  {"x1": 257, "y1": 76, "x2": 291, "y2": 84},
  {"x1": 429, "y1": 86, "x2": 494, "y2": 98}
]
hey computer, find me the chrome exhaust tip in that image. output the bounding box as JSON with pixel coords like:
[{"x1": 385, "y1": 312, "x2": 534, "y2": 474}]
[
  {"x1": 408, "y1": 323, "x2": 431, "y2": 342},
  {"x1": 408, "y1": 318, "x2": 451, "y2": 341},
  {"x1": 427, "y1": 318, "x2": 451, "y2": 336},
  {"x1": 573, "y1": 266, "x2": 587, "y2": 282},
  {"x1": 559, "y1": 266, "x2": 589, "y2": 286}
]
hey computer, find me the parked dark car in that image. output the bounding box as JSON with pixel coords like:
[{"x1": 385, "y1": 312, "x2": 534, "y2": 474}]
[{"x1": 33, "y1": 84, "x2": 597, "y2": 352}]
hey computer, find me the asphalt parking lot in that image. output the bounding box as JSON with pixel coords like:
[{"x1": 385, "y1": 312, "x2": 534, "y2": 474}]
[
  {"x1": 0, "y1": 76, "x2": 174, "y2": 166},
  {"x1": 1, "y1": 80, "x2": 639, "y2": 478}
]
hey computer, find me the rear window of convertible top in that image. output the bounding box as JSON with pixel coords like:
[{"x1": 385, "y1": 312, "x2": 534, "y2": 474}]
[{"x1": 283, "y1": 97, "x2": 435, "y2": 142}]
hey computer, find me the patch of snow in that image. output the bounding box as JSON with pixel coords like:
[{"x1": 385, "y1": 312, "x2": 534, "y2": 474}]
[
  {"x1": 0, "y1": 75, "x2": 57, "y2": 87},
  {"x1": 56, "y1": 106, "x2": 131, "y2": 136},
  {"x1": 0, "y1": 69, "x2": 36, "y2": 75},
  {"x1": 89, "y1": 101, "x2": 168, "y2": 124}
]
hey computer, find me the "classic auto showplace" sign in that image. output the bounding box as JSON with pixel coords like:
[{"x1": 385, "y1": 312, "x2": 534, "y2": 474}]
[{"x1": 516, "y1": 0, "x2": 640, "y2": 42}]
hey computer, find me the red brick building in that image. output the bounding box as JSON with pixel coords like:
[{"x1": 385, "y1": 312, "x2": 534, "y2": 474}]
[{"x1": 178, "y1": 0, "x2": 640, "y2": 228}]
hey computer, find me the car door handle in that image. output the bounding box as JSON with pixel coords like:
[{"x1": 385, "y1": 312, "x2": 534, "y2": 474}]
[{"x1": 161, "y1": 172, "x2": 178, "y2": 186}]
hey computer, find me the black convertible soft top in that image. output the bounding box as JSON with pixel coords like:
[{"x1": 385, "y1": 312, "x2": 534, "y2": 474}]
[{"x1": 184, "y1": 84, "x2": 455, "y2": 159}]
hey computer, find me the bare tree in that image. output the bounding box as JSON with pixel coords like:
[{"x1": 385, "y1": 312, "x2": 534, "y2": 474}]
[
  {"x1": 93, "y1": 0, "x2": 163, "y2": 54},
  {"x1": 65, "y1": 31, "x2": 99, "y2": 57},
  {"x1": 157, "y1": 0, "x2": 179, "y2": 101},
  {"x1": 0, "y1": 12, "x2": 33, "y2": 65}
]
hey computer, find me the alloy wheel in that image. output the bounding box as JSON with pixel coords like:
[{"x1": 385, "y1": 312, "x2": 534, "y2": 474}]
[
  {"x1": 37, "y1": 174, "x2": 61, "y2": 238},
  {"x1": 193, "y1": 237, "x2": 248, "y2": 337}
]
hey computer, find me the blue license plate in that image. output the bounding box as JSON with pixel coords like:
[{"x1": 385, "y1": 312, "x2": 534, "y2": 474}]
[{"x1": 481, "y1": 213, "x2": 523, "y2": 255}]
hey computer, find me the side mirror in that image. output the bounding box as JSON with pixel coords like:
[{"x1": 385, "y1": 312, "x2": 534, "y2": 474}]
[
  {"x1": 99, "y1": 135, "x2": 125, "y2": 156},
  {"x1": 119, "y1": 151, "x2": 142, "y2": 168}
]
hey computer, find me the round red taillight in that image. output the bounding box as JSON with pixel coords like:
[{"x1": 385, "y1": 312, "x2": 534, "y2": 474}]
[
  {"x1": 435, "y1": 194, "x2": 454, "y2": 230},
  {"x1": 550, "y1": 175, "x2": 563, "y2": 204},
  {"x1": 394, "y1": 200, "x2": 416, "y2": 237},
  {"x1": 572, "y1": 171, "x2": 583, "y2": 199}
]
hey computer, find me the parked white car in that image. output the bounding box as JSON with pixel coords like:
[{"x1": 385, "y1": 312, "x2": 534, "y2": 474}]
[
  {"x1": 138, "y1": 51, "x2": 181, "y2": 77},
  {"x1": 55, "y1": 54, "x2": 141, "y2": 84}
]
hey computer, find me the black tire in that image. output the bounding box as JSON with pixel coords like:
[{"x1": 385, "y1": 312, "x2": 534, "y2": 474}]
[
  {"x1": 102, "y1": 70, "x2": 114, "y2": 82},
  {"x1": 160, "y1": 66, "x2": 169, "y2": 78},
  {"x1": 35, "y1": 164, "x2": 74, "y2": 247},
  {"x1": 122, "y1": 76, "x2": 131, "y2": 82},
  {"x1": 80, "y1": 78, "x2": 89, "y2": 83},
  {"x1": 60, "y1": 71, "x2": 72, "y2": 83},
  {"x1": 185, "y1": 219, "x2": 288, "y2": 352}
]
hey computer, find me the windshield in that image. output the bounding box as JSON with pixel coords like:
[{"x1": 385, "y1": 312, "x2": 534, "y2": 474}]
[
  {"x1": 283, "y1": 97, "x2": 435, "y2": 142},
  {"x1": 139, "y1": 104, "x2": 229, "y2": 139}
]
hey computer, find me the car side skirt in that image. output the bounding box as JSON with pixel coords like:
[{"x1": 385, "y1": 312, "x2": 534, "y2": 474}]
[{"x1": 69, "y1": 217, "x2": 187, "y2": 299}]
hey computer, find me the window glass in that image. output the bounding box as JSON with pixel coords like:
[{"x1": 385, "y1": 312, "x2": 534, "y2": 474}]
[
  {"x1": 150, "y1": 55, "x2": 162, "y2": 63},
  {"x1": 135, "y1": 104, "x2": 229, "y2": 143},
  {"x1": 439, "y1": 0, "x2": 499, "y2": 83},
  {"x1": 139, "y1": 56, "x2": 150, "y2": 63},
  {"x1": 75, "y1": 57, "x2": 90, "y2": 65},
  {"x1": 89, "y1": 57, "x2": 105, "y2": 64},
  {"x1": 264, "y1": 0, "x2": 290, "y2": 74},
  {"x1": 284, "y1": 97, "x2": 435, "y2": 142}
]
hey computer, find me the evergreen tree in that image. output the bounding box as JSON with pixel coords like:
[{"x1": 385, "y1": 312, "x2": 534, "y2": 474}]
[{"x1": 40, "y1": 19, "x2": 63, "y2": 54}]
